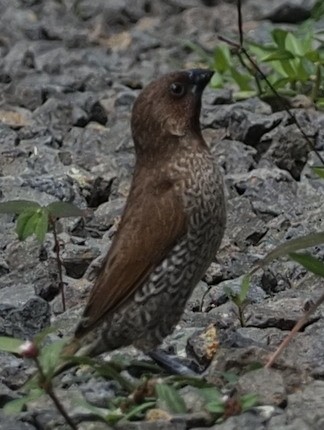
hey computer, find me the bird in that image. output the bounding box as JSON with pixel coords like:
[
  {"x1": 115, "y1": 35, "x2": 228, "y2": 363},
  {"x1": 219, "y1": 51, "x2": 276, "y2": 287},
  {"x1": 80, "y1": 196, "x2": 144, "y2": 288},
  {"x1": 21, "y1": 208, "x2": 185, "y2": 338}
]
[{"x1": 62, "y1": 69, "x2": 226, "y2": 369}]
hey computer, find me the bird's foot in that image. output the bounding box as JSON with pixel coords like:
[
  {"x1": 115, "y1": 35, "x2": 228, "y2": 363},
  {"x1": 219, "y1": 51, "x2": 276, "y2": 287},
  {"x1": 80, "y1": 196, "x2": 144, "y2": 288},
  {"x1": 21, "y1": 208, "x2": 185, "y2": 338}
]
[{"x1": 148, "y1": 350, "x2": 198, "y2": 376}]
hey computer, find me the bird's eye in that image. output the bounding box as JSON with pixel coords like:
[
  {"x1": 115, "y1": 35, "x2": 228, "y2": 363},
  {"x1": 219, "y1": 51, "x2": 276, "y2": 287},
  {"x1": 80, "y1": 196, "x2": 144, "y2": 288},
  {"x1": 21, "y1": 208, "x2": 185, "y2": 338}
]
[{"x1": 170, "y1": 82, "x2": 186, "y2": 98}]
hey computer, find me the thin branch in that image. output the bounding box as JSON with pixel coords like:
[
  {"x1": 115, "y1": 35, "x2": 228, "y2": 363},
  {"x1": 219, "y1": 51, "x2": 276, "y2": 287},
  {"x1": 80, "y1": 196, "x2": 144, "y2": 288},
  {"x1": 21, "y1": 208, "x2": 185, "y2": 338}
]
[
  {"x1": 237, "y1": 0, "x2": 243, "y2": 47},
  {"x1": 34, "y1": 358, "x2": 77, "y2": 430},
  {"x1": 218, "y1": 34, "x2": 324, "y2": 165},
  {"x1": 50, "y1": 217, "x2": 66, "y2": 311},
  {"x1": 265, "y1": 291, "x2": 324, "y2": 367}
]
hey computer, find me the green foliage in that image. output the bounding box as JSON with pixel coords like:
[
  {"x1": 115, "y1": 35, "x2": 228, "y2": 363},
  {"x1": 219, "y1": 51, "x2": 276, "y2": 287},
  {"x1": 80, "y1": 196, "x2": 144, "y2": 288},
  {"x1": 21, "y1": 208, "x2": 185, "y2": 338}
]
[
  {"x1": 0, "y1": 199, "x2": 84, "y2": 243},
  {"x1": 4, "y1": 388, "x2": 44, "y2": 414},
  {"x1": 255, "y1": 232, "x2": 324, "y2": 271},
  {"x1": 240, "y1": 393, "x2": 258, "y2": 411},
  {"x1": 224, "y1": 274, "x2": 251, "y2": 327},
  {"x1": 312, "y1": 166, "x2": 324, "y2": 178},
  {"x1": 189, "y1": 3, "x2": 324, "y2": 106},
  {"x1": 0, "y1": 336, "x2": 24, "y2": 354},
  {"x1": 289, "y1": 252, "x2": 324, "y2": 277},
  {"x1": 200, "y1": 387, "x2": 225, "y2": 415},
  {"x1": 16, "y1": 208, "x2": 49, "y2": 242},
  {"x1": 39, "y1": 340, "x2": 66, "y2": 380},
  {"x1": 311, "y1": 0, "x2": 324, "y2": 20},
  {"x1": 155, "y1": 383, "x2": 187, "y2": 413}
]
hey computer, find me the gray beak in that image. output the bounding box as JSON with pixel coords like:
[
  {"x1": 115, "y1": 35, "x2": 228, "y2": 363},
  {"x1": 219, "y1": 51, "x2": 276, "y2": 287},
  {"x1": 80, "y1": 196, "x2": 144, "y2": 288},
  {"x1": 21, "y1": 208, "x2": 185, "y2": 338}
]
[{"x1": 188, "y1": 69, "x2": 214, "y2": 94}]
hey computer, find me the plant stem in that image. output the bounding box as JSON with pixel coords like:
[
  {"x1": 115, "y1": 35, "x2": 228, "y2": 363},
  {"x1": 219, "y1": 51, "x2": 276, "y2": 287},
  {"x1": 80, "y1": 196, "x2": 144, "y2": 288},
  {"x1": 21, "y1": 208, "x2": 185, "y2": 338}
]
[
  {"x1": 237, "y1": 304, "x2": 245, "y2": 327},
  {"x1": 50, "y1": 217, "x2": 66, "y2": 311},
  {"x1": 266, "y1": 291, "x2": 324, "y2": 368},
  {"x1": 218, "y1": 31, "x2": 324, "y2": 165},
  {"x1": 34, "y1": 358, "x2": 77, "y2": 430}
]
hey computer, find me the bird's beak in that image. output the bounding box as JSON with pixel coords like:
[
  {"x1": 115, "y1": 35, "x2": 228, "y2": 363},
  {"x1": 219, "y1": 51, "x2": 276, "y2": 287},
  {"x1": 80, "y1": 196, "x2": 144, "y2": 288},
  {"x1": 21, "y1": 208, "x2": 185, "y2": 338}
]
[{"x1": 188, "y1": 69, "x2": 214, "y2": 95}]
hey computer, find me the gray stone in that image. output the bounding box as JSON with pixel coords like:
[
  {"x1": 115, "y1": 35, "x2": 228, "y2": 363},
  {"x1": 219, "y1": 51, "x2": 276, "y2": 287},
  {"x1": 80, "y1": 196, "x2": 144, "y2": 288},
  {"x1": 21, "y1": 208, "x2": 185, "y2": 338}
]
[
  {"x1": 0, "y1": 413, "x2": 36, "y2": 430},
  {"x1": 0, "y1": 297, "x2": 50, "y2": 338},
  {"x1": 238, "y1": 368, "x2": 287, "y2": 407},
  {"x1": 204, "y1": 411, "x2": 265, "y2": 429},
  {"x1": 117, "y1": 422, "x2": 186, "y2": 430},
  {"x1": 285, "y1": 381, "x2": 324, "y2": 428}
]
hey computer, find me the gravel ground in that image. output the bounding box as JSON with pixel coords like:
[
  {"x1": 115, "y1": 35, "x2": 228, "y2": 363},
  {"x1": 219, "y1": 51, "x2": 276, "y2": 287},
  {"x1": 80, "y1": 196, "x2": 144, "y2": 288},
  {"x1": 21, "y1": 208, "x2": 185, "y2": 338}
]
[{"x1": 1, "y1": 0, "x2": 324, "y2": 429}]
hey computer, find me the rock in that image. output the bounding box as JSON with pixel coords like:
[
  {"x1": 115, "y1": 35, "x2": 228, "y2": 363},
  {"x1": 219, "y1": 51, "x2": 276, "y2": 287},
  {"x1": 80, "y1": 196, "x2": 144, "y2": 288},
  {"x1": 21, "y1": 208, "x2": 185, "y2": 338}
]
[
  {"x1": 0, "y1": 414, "x2": 36, "y2": 430},
  {"x1": 0, "y1": 297, "x2": 50, "y2": 338},
  {"x1": 238, "y1": 368, "x2": 287, "y2": 407},
  {"x1": 0, "y1": 1, "x2": 324, "y2": 429},
  {"x1": 202, "y1": 411, "x2": 266, "y2": 429},
  {"x1": 116, "y1": 422, "x2": 186, "y2": 430},
  {"x1": 211, "y1": 139, "x2": 256, "y2": 175},
  {"x1": 259, "y1": 125, "x2": 310, "y2": 180},
  {"x1": 284, "y1": 380, "x2": 324, "y2": 427}
]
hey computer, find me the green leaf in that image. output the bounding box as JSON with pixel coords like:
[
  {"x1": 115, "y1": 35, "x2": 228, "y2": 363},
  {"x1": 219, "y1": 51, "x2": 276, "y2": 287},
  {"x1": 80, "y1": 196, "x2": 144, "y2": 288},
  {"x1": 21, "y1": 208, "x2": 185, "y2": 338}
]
[
  {"x1": 289, "y1": 252, "x2": 324, "y2": 277},
  {"x1": 123, "y1": 401, "x2": 156, "y2": 421},
  {"x1": 3, "y1": 389, "x2": 44, "y2": 414},
  {"x1": 234, "y1": 90, "x2": 257, "y2": 100},
  {"x1": 285, "y1": 32, "x2": 304, "y2": 56},
  {"x1": 270, "y1": 77, "x2": 291, "y2": 90},
  {"x1": 262, "y1": 50, "x2": 294, "y2": 62},
  {"x1": 213, "y1": 45, "x2": 231, "y2": 73},
  {"x1": 200, "y1": 387, "x2": 223, "y2": 403},
  {"x1": 311, "y1": 0, "x2": 324, "y2": 20},
  {"x1": 0, "y1": 200, "x2": 40, "y2": 215},
  {"x1": 268, "y1": 60, "x2": 291, "y2": 78},
  {"x1": 155, "y1": 383, "x2": 187, "y2": 414},
  {"x1": 312, "y1": 166, "x2": 324, "y2": 178},
  {"x1": 239, "y1": 274, "x2": 251, "y2": 303},
  {"x1": 47, "y1": 201, "x2": 84, "y2": 218},
  {"x1": 16, "y1": 208, "x2": 49, "y2": 242},
  {"x1": 305, "y1": 50, "x2": 320, "y2": 63},
  {"x1": 230, "y1": 67, "x2": 252, "y2": 91},
  {"x1": 272, "y1": 29, "x2": 288, "y2": 50},
  {"x1": 241, "y1": 393, "x2": 258, "y2": 411},
  {"x1": 0, "y1": 336, "x2": 24, "y2": 354},
  {"x1": 77, "y1": 399, "x2": 122, "y2": 423},
  {"x1": 296, "y1": 58, "x2": 314, "y2": 81},
  {"x1": 280, "y1": 58, "x2": 298, "y2": 79},
  {"x1": 221, "y1": 371, "x2": 239, "y2": 384},
  {"x1": 210, "y1": 71, "x2": 223, "y2": 88},
  {"x1": 16, "y1": 209, "x2": 39, "y2": 241},
  {"x1": 205, "y1": 401, "x2": 225, "y2": 414},
  {"x1": 34, "y1": 209, "x2": 49, "y2": 242},
  {"x1": 254, "y1": 232, "x2": 324, "y2": 271},
  {"x1": 39, "y1": 340, "x2": 66, "y2": 379}
]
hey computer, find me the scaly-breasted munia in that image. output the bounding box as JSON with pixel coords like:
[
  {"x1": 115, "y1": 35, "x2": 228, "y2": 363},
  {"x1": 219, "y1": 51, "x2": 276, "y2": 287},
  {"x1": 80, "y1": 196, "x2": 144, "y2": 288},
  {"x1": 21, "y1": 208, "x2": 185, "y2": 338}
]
[{"x1": 64, "y1": 69, "x2": 226, "y2": 360}]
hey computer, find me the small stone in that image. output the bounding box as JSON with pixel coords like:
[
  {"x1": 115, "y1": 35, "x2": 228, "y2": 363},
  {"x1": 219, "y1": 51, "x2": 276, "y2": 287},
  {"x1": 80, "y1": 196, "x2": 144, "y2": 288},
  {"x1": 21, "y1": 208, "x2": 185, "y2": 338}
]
[{"x1": 238, "y1": 367, "x2": 287, "y2": 407}]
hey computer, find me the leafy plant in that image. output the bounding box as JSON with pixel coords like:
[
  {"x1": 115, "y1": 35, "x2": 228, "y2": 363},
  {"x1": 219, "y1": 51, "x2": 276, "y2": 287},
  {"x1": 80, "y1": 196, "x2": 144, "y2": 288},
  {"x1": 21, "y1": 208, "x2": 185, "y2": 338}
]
[
  {"x1": 188, "y1": 0, "x2": 324, "y2": 107},
  {"x1": 200, "y1": 387, "x2": 258, "y2": 421},
  {"x1": 224, "y1": 275, "x2": 251, "y2": 327},
  {"x1": 0, "y1": 200, "x2": 85, "y2": 310}
]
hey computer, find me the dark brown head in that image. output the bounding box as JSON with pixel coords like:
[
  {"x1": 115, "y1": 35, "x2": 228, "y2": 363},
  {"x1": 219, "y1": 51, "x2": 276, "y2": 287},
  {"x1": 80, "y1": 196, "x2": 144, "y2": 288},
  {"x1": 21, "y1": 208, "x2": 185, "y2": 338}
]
[{"x1": 131, "y1": 69, "x2": 213, "y2": 159}]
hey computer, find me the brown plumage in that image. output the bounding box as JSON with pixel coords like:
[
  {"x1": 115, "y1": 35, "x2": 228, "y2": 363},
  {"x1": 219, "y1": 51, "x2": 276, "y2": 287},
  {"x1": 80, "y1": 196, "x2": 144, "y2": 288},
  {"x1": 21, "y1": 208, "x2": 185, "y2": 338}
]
[{"x1": 64, "y1": 69, "x2": 226, "y2": 360}]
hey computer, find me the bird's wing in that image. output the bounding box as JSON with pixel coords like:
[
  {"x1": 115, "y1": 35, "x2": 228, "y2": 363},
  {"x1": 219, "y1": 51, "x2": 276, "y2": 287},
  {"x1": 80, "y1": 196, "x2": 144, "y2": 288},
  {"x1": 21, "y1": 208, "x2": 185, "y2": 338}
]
[{"x1": 75, "y1": 175, "x2": 187, "y2": 338}]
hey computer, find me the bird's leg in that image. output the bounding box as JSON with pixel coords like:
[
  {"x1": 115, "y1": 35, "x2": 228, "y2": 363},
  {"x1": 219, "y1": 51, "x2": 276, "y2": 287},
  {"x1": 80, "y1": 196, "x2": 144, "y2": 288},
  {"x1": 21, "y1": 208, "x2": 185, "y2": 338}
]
[{"x1": 148, "y1": 349, "x2": 198, "y2": 376}]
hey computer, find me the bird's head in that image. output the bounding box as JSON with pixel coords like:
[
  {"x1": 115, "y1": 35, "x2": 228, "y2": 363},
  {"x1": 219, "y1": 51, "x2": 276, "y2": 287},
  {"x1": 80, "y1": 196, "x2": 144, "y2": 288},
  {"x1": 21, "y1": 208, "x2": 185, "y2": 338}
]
[{"x1": 131, "y1": 69, "x2": 213, "y2": 159}]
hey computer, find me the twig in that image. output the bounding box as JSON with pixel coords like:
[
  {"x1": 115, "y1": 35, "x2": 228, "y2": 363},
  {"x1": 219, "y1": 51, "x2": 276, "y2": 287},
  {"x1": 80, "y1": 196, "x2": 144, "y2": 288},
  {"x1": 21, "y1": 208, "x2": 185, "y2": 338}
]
[
  {"x1": 237, "y1": 0, "x2": 243, "y2": 47},
  {"x1": 265, "y1": 291, "x2": 324, "y2": 367},
  {"x1": 50, "y1": 217, "x2": 66, "y2": 311},
  {"x1": 34, "y1": 358, "x2": 77, "y2": 430},
  {"x1": 218, "y1": 0, "x2": 324, "y2": 165}
]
